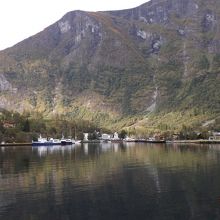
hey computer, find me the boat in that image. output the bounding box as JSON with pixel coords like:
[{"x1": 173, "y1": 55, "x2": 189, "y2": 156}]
[
  {"x1": 61, "y1": 135, "x2": 75, "y2": 145},
  {"x1": 146, "y1": 137, "x2": 166, "y2": 143},
  {"x1": 123, "y1": 136, "x2": 136, "y2": 142},
  {"x1": 32, "y1": 135, "x2": 61, "y2": 146}
]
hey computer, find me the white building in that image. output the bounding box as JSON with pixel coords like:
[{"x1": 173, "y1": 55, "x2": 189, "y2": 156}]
[
  {"x1": 209, "y1": 132, "x2": 220, "y2": 140},
  {"x1": 113, "y1": 132, "x2": 119, "y2": 139},
  {"x1": 102, "y1": 133, "x2": 111, "y2": 140},
  {"x1": 83, "y1": 133, "x2": 89, "y2": 141},
  {"x1": 112, "y1": 132, "x2": 120, "y2": 140}
]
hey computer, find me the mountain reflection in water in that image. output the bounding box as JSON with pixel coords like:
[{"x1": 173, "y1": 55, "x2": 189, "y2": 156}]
[{"x1": 0, "y1": 143, "x2": 220, "y2": 220}]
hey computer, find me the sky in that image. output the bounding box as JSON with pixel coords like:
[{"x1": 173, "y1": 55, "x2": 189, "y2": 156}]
[{"x1": 0, "y1": 0, "x2": 149, "y2": 50}]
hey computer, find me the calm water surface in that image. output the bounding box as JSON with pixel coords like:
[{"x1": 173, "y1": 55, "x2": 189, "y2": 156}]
[{"x1": 1, "y1": 142, "x2": 220, "y2": 219}]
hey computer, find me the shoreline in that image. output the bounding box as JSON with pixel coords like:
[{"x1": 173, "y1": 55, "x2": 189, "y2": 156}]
[
  {"x1": 0, "y1": 143, "x2": 32, "y2": 147},
  {"x1": 0, "y1": 139, "x2": 220, "y2": 147},
  {"x1": 167, "y1": 140, "x2": 220, "y2": 144}
]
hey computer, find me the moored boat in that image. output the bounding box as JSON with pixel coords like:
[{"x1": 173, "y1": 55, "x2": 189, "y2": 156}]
[
  {"x1": 32, "y1": 135, "x2": 61, "y2": 146},
  {"x1": 146, "y1": 137, "x2": 166, "y2": 143},
  {"x1": 123, "y1": 136, "x2": 136, "y2": 142},
  {"x1": 61, "y1": 136, "x2": 75, "y2": 145}
]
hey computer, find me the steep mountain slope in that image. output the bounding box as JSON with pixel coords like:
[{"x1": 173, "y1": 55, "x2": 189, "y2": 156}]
[{"x1": 0, "y1": 0, "x2": 219, "y2": 131}]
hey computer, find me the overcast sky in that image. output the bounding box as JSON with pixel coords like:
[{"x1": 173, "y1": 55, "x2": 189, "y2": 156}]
[{"x1": 0, "y1": 0, "x2": 149, "y2": 50}]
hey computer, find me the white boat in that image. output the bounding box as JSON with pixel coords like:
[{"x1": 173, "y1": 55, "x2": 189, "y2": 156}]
[
  {"x1": 147, "y1": 137, "x2": 166, "y2": 143},
  {"x1": 32, "y1": 135, "x2": 61, "y2": 146},
  {"x1": 61, "y1": 135, "x2": 75, "y2": 145},
  {"x1": 123, "y1": 136, "x2": 136, "y2": 142}
]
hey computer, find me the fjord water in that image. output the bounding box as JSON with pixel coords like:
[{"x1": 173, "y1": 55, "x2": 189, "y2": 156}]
[{"x1": 1, "y1": 143, "x2": 220, "y2": 220}]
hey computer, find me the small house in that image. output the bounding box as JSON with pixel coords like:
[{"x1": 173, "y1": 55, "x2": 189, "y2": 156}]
[
  {"x1": 102, "y1": 133, "x2": 111, "y2": 140},
  {"x1": 209, "y1": 132, "x2": 220, "y2": 140}
]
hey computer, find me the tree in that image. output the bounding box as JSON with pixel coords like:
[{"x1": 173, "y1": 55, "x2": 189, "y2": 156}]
[
  {"x1": 0, "y1": 121, "x2": 5, "y2": 134},
  {"x1": 197, "y1": 55, "x2": 210, "y2": 70},
  {"x1": 119, "y1": 130, "x2": 127, "y2": 139},
  {"x1": 212, "y1": 54, "x2": 220, "y2": 71},
  {"x1": 23, "y1": 119, "x2": 30, "y2": 132}
]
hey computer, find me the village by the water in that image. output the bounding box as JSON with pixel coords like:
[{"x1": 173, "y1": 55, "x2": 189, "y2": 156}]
[{"x1": 1, "y1": 128, "x2": 220, "y2": 147}]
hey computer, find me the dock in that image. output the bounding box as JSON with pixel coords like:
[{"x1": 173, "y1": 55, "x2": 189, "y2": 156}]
[
  {"x1": 167, "y1": 140, "x2": 220, "y2": 144},
  {"x1": 0, "y1": 143, "x2": 32, "y2": 147}
]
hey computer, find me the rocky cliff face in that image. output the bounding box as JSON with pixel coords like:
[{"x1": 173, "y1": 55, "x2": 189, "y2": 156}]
[{"x1": 0, "y1": 0, "x2": 219, "y2": 128}]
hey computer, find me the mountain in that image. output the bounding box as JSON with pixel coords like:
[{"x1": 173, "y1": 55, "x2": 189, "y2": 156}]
[{"x1": 0, "y1": 0, "x2": 220, "y2": 132}]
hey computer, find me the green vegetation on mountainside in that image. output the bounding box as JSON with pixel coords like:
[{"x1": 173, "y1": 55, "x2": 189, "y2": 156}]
[{"x1": 0, "y1": 0, "x2": 220, "y2": 135}]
